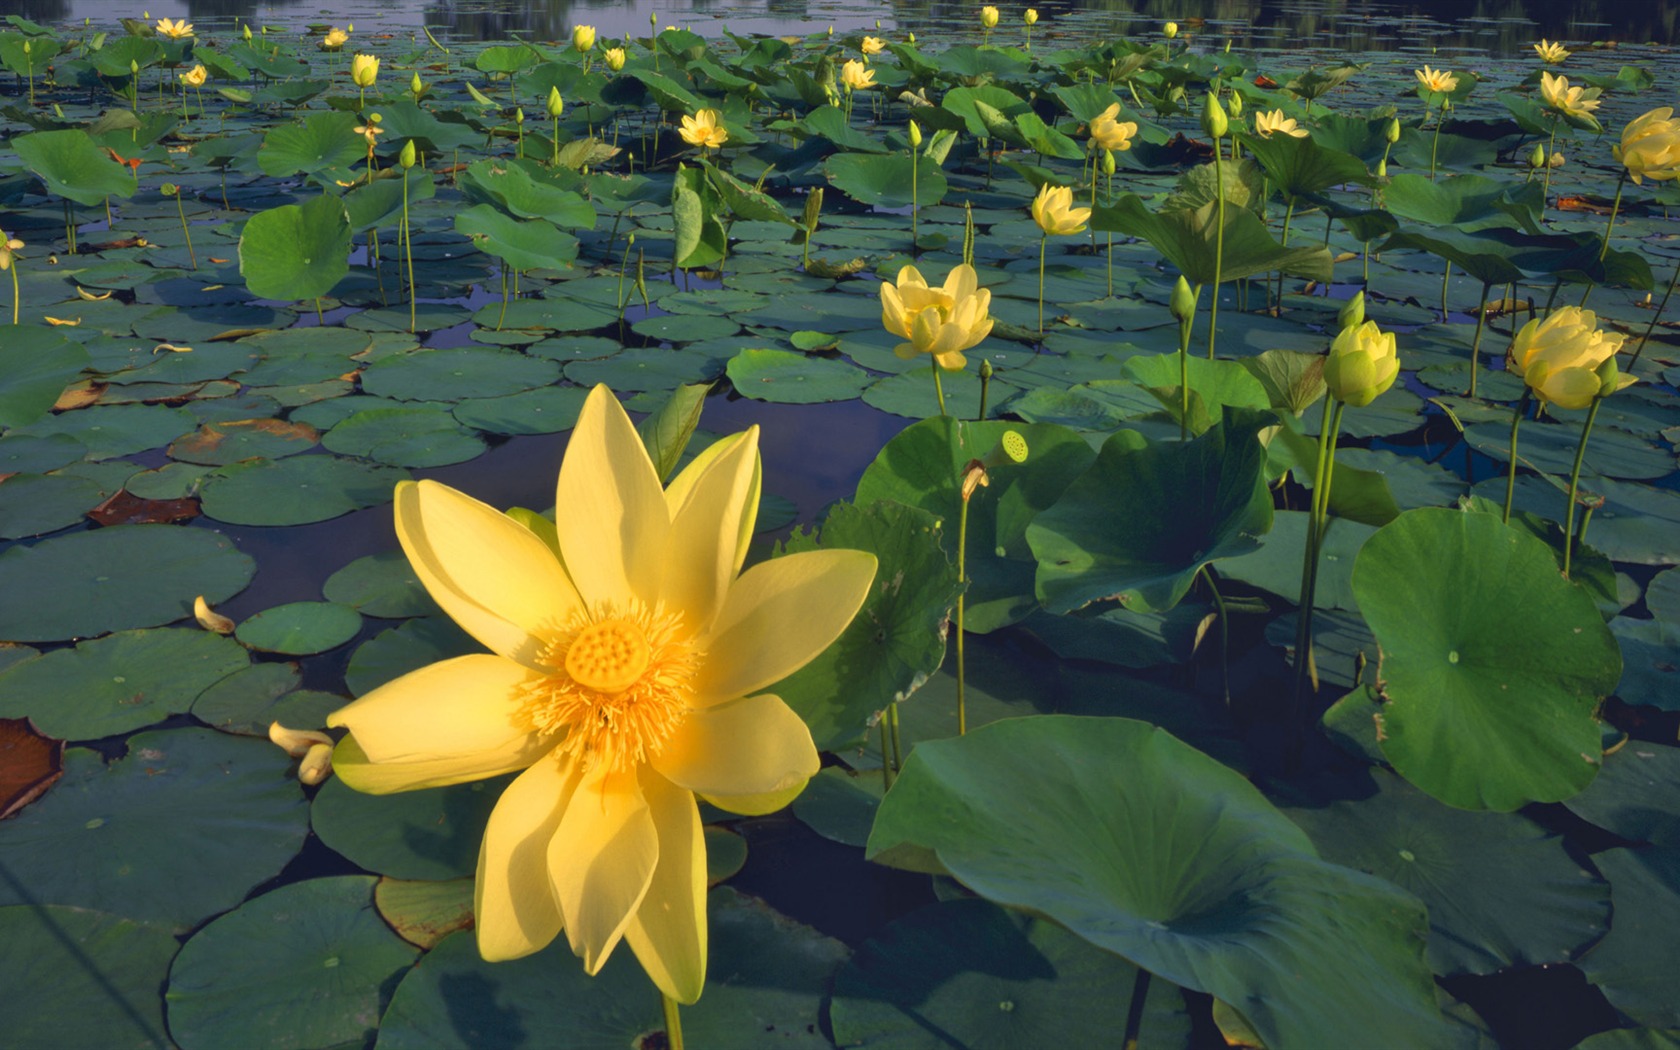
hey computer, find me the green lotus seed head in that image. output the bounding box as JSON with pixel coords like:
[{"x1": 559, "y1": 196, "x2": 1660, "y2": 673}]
[
  {"x1": 1000, "y1": 430, "x2": 1028, "y2": 463},
  {"x1": 160, "y1": 182, "x2": 178, "y2": 196}
]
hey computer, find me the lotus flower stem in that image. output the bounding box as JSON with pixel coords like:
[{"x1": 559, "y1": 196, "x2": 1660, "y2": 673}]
[
  {"x1": 932, "y1": 365, "x2": 948, "y2": 417},
  {"x1": 1273, "y1": 199, "x2": 1296, "y2": 314},
  {"x1": 1292, "y1": 396, "x2": 1344, "y2": 709},
  {"x1": 8, "y1": 262, "x2": 18, "y2": 326},
  {"x1": 401, "y1": 165, "x2": 416, "y2": 334},
  {"x1": 1628, "y1": 256, "x2": 1680, "y2": 370},
  {"x1": 1121, "y1": 966, "x2": 1152, "y2": 1050},
  {"x1": 956, "y1": 492, "x2": 971, "y2": 736},
  {"x1": 977, "y1": 362, "x2": 991, "y2": 422},
  {"x1": 1429, "y1": 101, "x2": 1448, "y2": 181},
  {"x1": 1597, "y1": 170, "x2": 1628, "y2": 263},
  {"x1": 888, "y1": 701, "x2": 903, "y2": 770},
  {"x1": 1209, "y1": 150, "x2": 1225, "y2": 359},
  {"x1": 1563, "y1": 396, "x2": 1604, "y2": 578},
  {"x1": 661, "y1": 993, "x2": 685, "y2": 1050},
  {"x1": 1466, "y1": 282, "x2": 1492, "y2": 398},
  {"x1": 1540, "y1": 120, "x2": 1561, "y2": 212},
  {"x1": 911, "y1": 147, "x2": 919, "y2": 257},
  {"x1": 1106, "y1": 167, "x2": 1115, "y2": 297},
  {"x1": 1198, "y1": 564, "x2": 1231, "y2": 707},
  {"x1": 62, "y1": 199, "x2": 76, "y2": 255},
  {"x1": 879, "y1": 718, "x2": 894, "y2": 790},
  {"x1": 1037, "y1": 232, "x2": 1048, "y2": 336},
  {"x1": 1503, "y1": 389, "x2": 1531, "y2": 524}
]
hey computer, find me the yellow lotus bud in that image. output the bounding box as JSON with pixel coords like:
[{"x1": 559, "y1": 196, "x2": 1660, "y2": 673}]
[
  {"x1": 572, "y1": 24, "x2": 597, "y2": 52},
  {"x1": 399, "y1": 139, "x2": 417, "y2": 169},
  {"x1": 909, "y1": 120, "x2": 923, "y2": 148},
  {"x1": 1031, "y1": 183, "x2": 1091, "y2": 236},
  {"x1": 1324, "y1": 321, "x2": 1400, "y2": 408},
  {"x1": 1386, "y1": 117, "x2": 1402, "y2": 144},
  {"x1": 242, "y1": 23, "x2": 252, "y2": 41},
  {"x1": 980, "y1": 6, "x2": 1000, "y2": 28},
  {"x1": 908, "y1": 31, "x2": 916, "y2": 44},
  {"x1": 1102, "y1": 148, "x2": 1116, "y2": 175},
  {"x1": 1510, "y1": 306, "x2": 1626, "y2": 409},
  {"x1": 1228, "y1": 93, "x2": 1243, "y2": 118},
  {"x1": 547, "y1": 86, "x2": 564, "y2": 118},
  {"x1": 979, "y1": 358, "x2": 994, "y2": 380},
  {"x1": 351, "y1": 53, "x2": 379, "y2": 88},
  {"x1": 1201, "y1": 92, "x2": 1228, "y2": 139},
  {"x1": 1170, "y1": 276, "x2": 1198, "y2": 323},
  {"x1": 1024, "y1": 9, "x2": 1038, "y2": 24},
  {"x1": 411, "y1": 72, "x2": 424, "y2": 97},
  {"x1": 515, "y1": 107, "x2": 525, "y2": 124},
  {"x1": 1337, "y1": 291, "x2": 1365, "y2": 331},
  {"x1": 1530, "y1": 143, "x2": 1547, "y2": 168},
  {"x1": 604, "y1": 46, "x2": 626, "y2": 71},
  {"x1": 1165, "y1": 21, "x2": 1179, "y2": 38},
  {"x1": 1378, "y1": 158, "x2": 1388, "y2": 178}
]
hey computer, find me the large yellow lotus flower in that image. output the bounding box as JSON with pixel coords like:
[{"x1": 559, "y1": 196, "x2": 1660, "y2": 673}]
[
  {"x1": 1254, "y1": 108, "x2": 1308, "y2": 139},
  {"x1": 178, "y1": 64, "x2": 207, "y2": 87},
  {"x1": 328, "y1": 385, "x2": 875, "y2": 1004},
  {"x1": 1031, "y1": 183, "x2": 1090, "y2": 237},
  {"x1": 841, "y1": 59, "x2": 875, "y2": 91},
  {"x1": 351, "y1": 53, "x2": 380, "y2": 88},
  {"x1": 155, "y1": 17, "x2": 193, "y2": 39},
  {"x1": 1614, "y1": 107, "x2": 1680, "y2": 184},
  {"x1": 880, "y1": 263, "x2": 994, "y2": 371},
  {"x1": 679, "y1": 109, "x2": 728, "y2": 151},
  {"x1": 1089, "y1": 102, "x2": 1138, "y2": 152},
  {"x1": 861, "y1": 36, "x2": 885, "y2": 55},
  {"x1": 1323, "y1": 320, "x2": 1399, "y2": 408},
  {"x1": 1414, "y1": 65, "x2": 1457, "y2": 95},
  {"x1": 573, "y1": 25, "x2": 597, "y2": 53},
  {"x1": 1539, "y1": 71, "x2": 1601, "y2": 120},
  {"x1": 1508, "y1": 306, "x2": 1626, "y2": 410},
  {"x1": 1534, "y1": 39, "x2": 1570, "y2": 64},
  {"x1": 320, "y1": 27, "x2": 349, "y2": 51},
  {"x1": 604, "y1": 46, "x2": 627, "y2": 71},
  {"x1": 980, "y1": 6, "x2": 1000, "y2": 28}
]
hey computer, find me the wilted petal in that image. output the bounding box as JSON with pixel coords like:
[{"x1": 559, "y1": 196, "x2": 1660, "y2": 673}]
[
  {"x1": 550, "y1": 767, "x2": 659, "y2": 973},
  {"x1": 476, "y1": 754, "x2": 579, "y2": 961},
  {"x1": 624, "y1": 768, "x2": 707, "y2": 1005},
  {"x1": 662, "y1": 428, "x2": 761, "y2": 631},
  {"x1": 654, "y1": 693, "x2": 818, "y2": 799},
  {"x1": 556, "y1": 385, "x2": 670, "y2": 608}
]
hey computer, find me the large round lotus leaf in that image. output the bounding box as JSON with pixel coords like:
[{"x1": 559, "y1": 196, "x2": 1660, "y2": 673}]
[
  {"x1": 375, "y1": 877, "x2": 475, "y2": 950},
  {"x1": 165, "y1": 876, "x2": 419, "y2": 1050},
  {"x1": 0, "y1": 325, "x2": 91, "y2": 429},
  {"x1": 0, "y1": 472, "x2": 106, "y2": 539},
  {"x1": 0, "y1": 524, "x2": 254, "y2": 643},
  {"x1": 564, "y1": 346, "x2": 727, "y2": 392},
  {"x1": 344, "y1": 616, "x2": 479, "y2": 697},
  {"x1": 1609, "y1": 618, "x2": 1680, "y2": 710},
  {"x1": 238, "y1": 194, "x2": 353, "y2": 303},
  {"x1": 862, "y1": 367, "x2": 1021, "y2": 421},
  {"x1": 347, "y1": 303, "x2": 473, "y2": 334},
  {"x1": 256, "y1": 110, "x2": 363, "y2": 180},
  {"x1": 831, "y1": 898, "x2": 1191, "y2": 1049},
  {"x1": 323, "y1": 550, "x2": 438, "y2": 619},
  {"x1": 1351, "y1": 508, "x2": 1621, "y2": 811},
  {"x1": 474, "y1": 297, "x2": 620, "y2": 333},
  {"x1": 1565, "y1": 744, "x2": 1680, "y2": 847},
  {"x1": 1219, "y1": 511, "x2": 1375, "y2": 611},
  {"x1": 0, "y1": 906, "x2": 178, "y2": 1050},
  {"x1": 856, "y1": 415, "x2": 1097, "y2": 634},
  {"x1": 359, "y1": 346, "x2": 559, "y2": 402},
  {"x1": 1285, "y1": 770, "x2": 1609, "y2": 976},
  {"x1": 235, "y1": 601, "x2": 362, "y2": 656},
  {"x1": 867, "y1": 716, "x2": 1452, "y2": 1049},
  {"x1": 527, "y1": 334, "x2": 621, "y2": 362},
  {"x1": 726, "y1": 347, "x2": 872, "y2": 404},
  {"x1": 770, "y1": 501, "x2": 960, "y2": 751},
  {"x1": 1028, "y1": 412, "x2": 1274, "y2": 614},
  {"x1": 1579, "y1": 847, "x2": 1680, "y2": 1028},
  {"x1": 311, "y1": 771, "x2": 509, "y2": 880},
  {"x1": 13, "y1": 128, "x2": 140, "y2": 206},
  {"x1": 0, "y1": 432, "x2": 87, "y2": 474},
  {"x1": 1465, "y1": 417, "x2": 1675, "y2": 482},
  {"x1": 739, "y1": 288, "x2": 885, "y2": 333},
  {"x1": 824, "y1": 152, "x2": 949, "y2": 208},
  {"x1": 0, "y1": 628, "x2": 248, "y2": 739},
  {"x1": 451, "y1": 385, "x2": 588, "y2": 436},
  {"x1": 192, "y1": 661, "x2": 307, "y2": 734},
  {"x1": 19, "y1": 403, "x2": 195, "y2": 460},
  {"x1": 455, "y1": 204, "x2": 580, "y2": 272},
  {"x1": 1648, "y1": 568, "x2": 1680, "y2": 623},
  {"x1": 128, "y1": 306, "x2": 298, "y2": 349},
  {"x1": 1576, "y1": 1031, "x2": 1680, "y2": 1050},
  {"x1": 166, "y1": 418, "x2": 319, "y2": 466},
  {"x1": 376, "y1": 887, "x2": 847, "y2": 1049},
  {"x1": 0, "y1": 728, "x2": 308, "y2": 928},
  {"x1": 630, "y1": 312, "x2": 741, "y2": 345},
  {"x1": 199, "y1": 455, "x2": 408, "y2": 526},
  {"x1": 792, "y1": 765, "x2": 885, "y2": 847},
  {"x1": 322, "y1": 407, "x2": 487, "y2": 468}
]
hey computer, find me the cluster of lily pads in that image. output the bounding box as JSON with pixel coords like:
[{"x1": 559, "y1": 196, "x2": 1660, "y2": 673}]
[{"x1": 1, "y1": 8, "x2": 1679, "y2": 1050}]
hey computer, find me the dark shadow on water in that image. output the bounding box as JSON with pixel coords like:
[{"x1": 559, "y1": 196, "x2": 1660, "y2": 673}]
[{"x1": 440, "y1": 971, "x2": 528, "y2": 1049}]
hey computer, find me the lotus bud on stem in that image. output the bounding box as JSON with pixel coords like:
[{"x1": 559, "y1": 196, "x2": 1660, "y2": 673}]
[
  {"x1": 1170, "y1": 276, "x2": 1200, "y2": 439},
  {"x1": 161, "y1": 182, "x2": 196, "y2": 270},
  {"x1": 909, "y1": 120, "x2": 922, "y2": 256},
  {"x1": 1202, "y1": 91, "x2": 1228, "y2": 359},
  {"x1": 0, "y1": 232, "x2": 24, "y2": 325},
  {"x1": 954, "y1": 430, "x2": 1028, "y2": 736},
  {"x1": 399, "y1": 140, "x2": 418, "y2": 333},
  {"x1": 801, "y1": 187, "x2": 823, "y2": 270}
]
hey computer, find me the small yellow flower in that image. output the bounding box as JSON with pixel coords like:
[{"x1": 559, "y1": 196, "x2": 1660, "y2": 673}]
[
  {"x1": 573, "y1": 25, "x2": 597, "y2": 53},
  {"x1": 1614, "y1": 107, "x2": 1680, "y2": 184},
  {"x1": 1533, "y1": 39, "x2": 1570, "y2": 64},
  {"x1": 1414, "y1": 65, "x2": 1458, "y2": 96},
  {"x1": 353, "y1": 119, "x2": 385, "y2": 146},
  {"x1": 980, "y1": 6, "x2": 1000, "y2": 28},
  {"x1": 320, "y1": 27, "x2": 349, "y2": 51},
  {"x1": 178, "y1": 64, "x2": 207, "y2": 88},
  {"x1": 1323, "y1": 321, "x2": 1400, "y2": 408},
  {"x1": 351, "y1": 53, "x2": 380, "y2": 88},
  {"x1": 679, "y1": 109, "x2": 728, "y2": 151},
  {"x1": 861, "y1": 36, "x2": 885, "y2": 55},
  {"x1": 1088, "y1": 102, "x2": 1138, "y2": 152},
  {"x1": 1024, "y1": 8, "x2": 1038, "y2": 24},
  {"x1": 155, "y1": 16, "x2": 193, "y2": 39},
  {"x1": 1539, "y1": 71, "x2": 1600, "y2": 120},
  {"x1": 1031, "y1": 183, "x2": 1090, "y2": 237},
  {"x1": 1509, "y1": 306, "x2": 1626, "y2": 410},
  {"x1": 604, "y1": 46, "x2": 627, "y2": 71},
  {"x1": 1254, "y1": 108, "x2": 1308, "y2": 139},
  {"x1": 0, "y1": 233, "x2": 23, "y2": 271},
  {"x1": 880, "y1": 263, "x2": 994, "y2": 371},
  {"x1": 1165, "y1": 21, "x2": 1179, "y2": 38},
  {"x1": 841, "y1": 59, "x2": 875, "y2": 92}
]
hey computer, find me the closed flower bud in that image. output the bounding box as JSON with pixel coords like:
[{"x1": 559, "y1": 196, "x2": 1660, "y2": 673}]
[
  {"x1": 547, "y1": 87, "x2": 564, "y2": 118},
  {"x1": 572, "y1": 24, "x2": 597, "y2": 53},
  {"x1": 1102, "y1": 148, "x2": 1116, "y2": 175},
  {"x1": 1323, "y1": 320, "x2": 1400, "y2": 408},
  {"x1": 411, "y1": 72, "x2": 424, "y2": 96},
  {"x1": 1510, "y1": 306, "x2": 1626, "y2": 409},
  {"x1": 1337, "y1": 291, "x2": 1365, "y2": 331},
  {"x1": 1530, "y1": 143, "x2": 1547, "y2": 168},
  {"x1": 399, "y1": 140, "x2": 417, "y2": 169},
  {"x1": 1595, "y1": 356, "x2": 1620, "y2": 398},
  {"x1": 1201, "y1": 92, "x2": 1228, "y2": 139},
  {"x1": 1386, "y1": 117, "x2": 1402, "y2": 144},
  {"x1": 980, "y1": 6, "x2": 1000, "y2": 28},
  {"x1": 351, "y1": 53, "x2": 379, "y2": 88},
  {"x1": 1165, "y1": 21, "x2": 1179, "y2": 38},
  {"x1": 1024, "y1": 9, "x2": 1038, "y2": 25},
  {"x1": 1170, "y1": 275, "x2": 1198, "y2": 323},
  {"x1": 909, "y1": 120, "x2": 923, "y2": 148},
  {"x1": 1227, "y1": 93, "x2": 1243, "y2": 118},
  {"x1": 604, "y1": 46, "x2": 626, "y2": 71}
]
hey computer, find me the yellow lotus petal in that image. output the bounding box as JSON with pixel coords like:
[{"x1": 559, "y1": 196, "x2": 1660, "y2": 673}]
[
  {"x1": 624, "y1": 767, "x2": 707, "y2": 1005},
  {"x1": 328, "y1": 654, "x2": 547, "y2": 771},
  {"x1": 664, "y1": 429, "x2": 761, "y2": 584},
  {"x1": 654, "y1": 692, "x2": 818, "y2": 800},
  {"x1": 556, "y1": 385, "x2": 670, "y2": 608},
  {"x1": 702, "y1": 780, "x2": 811, "y2": 817},
  {"x1": 550, "y1": 767, "x2": 659, "y2": 973},
  {"x1": 879, "y1": 281, "x2": 911, "y2": 339},
  {"x1": 396, "y1": 480, "x2": 581, "y2": 664},
  {"x1": 331, "y1": 730, "x2": 546, "y2": 796},
  {"x1": 475, "y1": 753, "x2": 578, "y2": 961},
  {"x1": 695, "y1": 548, "x2": 877, "y2": 705},
  {"x1": 662, "y1": 427, "x2": 760, "y2": 631}
]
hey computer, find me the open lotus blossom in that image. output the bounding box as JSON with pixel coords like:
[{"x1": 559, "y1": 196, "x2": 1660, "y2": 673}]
[
  {"x1": 879, "y1": 263, "x2": 994, "y2": 371},
  {"x1": 841, "y1": 59, "x2": 875, "y2": 91},
  {"x1": 1414, "y1": 65, "x2": 1457, "y2": 96},
  {"x1": 1614, "y1": 107, "x2": 1680, "y2": 184},
  {"x1": 1508, "y1": 306, "x2": 1626, "y2": 410},
  {"x1": 351, "y1": 53, "x2": 380, "y2": 88},
  {"x1": 573, "y1": 25, "x2": 596, "y2": 53},
  {"x1": 1323, "y1": 320, "x2": 1400, "y2": 408},
  {"x1": 1031, "y1": 183, "x2": 1090, "y2": 237},
  {"x1": 1533, "y1": 39, "x2": 1570, "y2": 64},
  {"x1": 178, "y1": 64, "x2": 207, "y2": 87},
  {"x1": 1254, "y1": 108, "x2": 1308, "y2": 138},
  {"x1": 320, "y1": 27, "x2": 349, "y2": 51},
  {"x1": 604, "y1": 46, "x2": 626, "y2": 71},
  {"x1": 679, "y1": 109, "x2": 728, "y2": 151},
  {"x1": 155, "y1": 16, "x2": 193, "y2": 38},
  {"x1": 1089, "y1": 102, "x2": 1139, "y2": 152},
  {"x1": 861, "y1": 35, "x2": 884, "y2": 55},
  {"x1": 328, "y1": 385, "x2": 876, "y2": 1004},
  {"x1": 1539, "y1": 71, "x2": 1601, "y2": 120}
]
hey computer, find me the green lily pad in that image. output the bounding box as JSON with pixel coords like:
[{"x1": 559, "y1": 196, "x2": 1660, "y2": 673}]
[
  {"x1": 1608, "y1": 618, "x2": 1680, "y2": 710},
  {"x1": 14, "y1": 128, "x2": 140, "y2": 206},
  {"x1": 1579, "y1": 847, "x2": 1680, "y2": 1029},
  {"x1": 564, "y1": 346, "x2": 727, "y2": 392},
  {"x1": 360, "y1": 346, "x2": 560, "y2": 402},
  {"x1": 1220, "y1": 511, "x2": 1375, "y2": 611},
  {"x1": 1647, "y1": 568, "x2": 1680, "y2": 623},
  {"x1": 726, "y1": 347, "x2": 871, "y2": 404},
  {"x1": 1565, "y1": 744, "x2": 1680, "y2": 847},
  {"x1": 18, "y1": 404, "x2": 194, "y2": 461},
  {"x1": 235, "y1": 601, "x2": 362, "y2": 656},
  {"x1": 256, "y1": 110, "x2": 363, "y2": 181},
  {"x1": 311, "y1": 772, "x2": 510, "y2": 881},
  {"x1": 238, "y1": 194, "x2": 353, "y2": 303},
  {"x1": 0, "y1": 728, "x2": 308, "y2": 929},
  {"x1": 1095, "y1": 195, "x2": 1333, "y2": 285},
  {"x1": 867, "y1": 716, "x2": 1451, "y2": 1049},
  {"x1": 790, "y1": 765, "x2": 884, "y2": 848},
  {"x1": 344, "y1": 616, "x2": 479, "y2": 698},
  {"x1": 323, "y1": 407, "x2": 487, "y2": 468},
  {"x1": 455, "y1": 204, "x2": 580, "y2": 272},
  {"x1": 452, "y1": 385, "x2": 588, "y2": 436},
  {"x1": 0, "y1": 524, "x2": 254, "y2": 643},
  {"x1": 165, "y1": 876, "x2": 419, "y2": 1050},
  {"x1": 322, "y1": 550, "x2": 438, "y2": 619},
  {"x1": 199, "y1": 455, "x2": 408, "y2": 526},
  {"x1": 191, "y1": 661, "x2": 323, "y2": 736},
  {"x1": 374, "y1": 876, "x2": 475, "y2": 950},
  {"x1": 166, "y1": 418, "x2": 319, "y2": 466},
  {"x1": 0, "y1": 472, "x2": 106, "y2": 540},
  {"x1": 1353, "y1": 508, "x2": 1621, "y2": 811},
  {"x1": 825, "y1": 152, "x2": 949, "y2": 209},
  {"x1": 0, "y1": 325, "x2": 90, "y2": 429},
  {"x1": 0, "y1": 906, "x2": 178, "y2": 1050}
]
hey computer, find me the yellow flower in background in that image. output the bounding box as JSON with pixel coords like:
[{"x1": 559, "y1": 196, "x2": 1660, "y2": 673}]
[
  {"x1": 351, "y1": 53, "x2": 380, "y2": 88},
  {"x1": 178, "y1": 64, "x2": 207, "y2": 87},
  {"x1": 980, "y1": 6, "x2": 1000, "y2": 28},
  {"x1": 320, "y1": 27, "x2": 349, "y2": 51},
  {"x1": 1323, "y1": 321, "x2": 1400, "y2": 408},
  {"x1": 1024, "y1": 8, "x2": 1039, "y2": 24},
  {"x1": 679, "y1": 109, "x2": 728, "y2": 150},
  {"x1": 1614, "y1": 107, "x2": 1680, "y2": 184},
  {"x1": 1508, "y1": 306, "x2": 1626, "y2": 409},
  {"x1": 861, "y1": 36, "x2": 884, "y2": 55},
  {"x1": 1414, "y1": 65, "x2": 1457, "y2": 95},
  {"x1": 1539, "y1": 71, "x2": 1601, "y2": 120},
  {"x1": 328, "y1": 386, "x2": 875, "y2": 1004},
  {"x1": 0, "y1": 232, "x2": 23, "y2": 270},
  {"x1": 155, "y1": 17, "x2": 193, "y2": 38},
  {"x1": 1165, "y1": 21, "x2": 1179, "y2": 38},
  {"x1": 1533, "y1": 39, "x2": 1570, "y2": 63},
  {"x1": 880, "y1": 263, "x2": 994, "y2": 371},
  {"x1": 573, "y1": 24, "x2": 597, "y2": 53},
  {"x1": 841, "y1": 59, "x2": 875, "y2": 91},
  {"x1": 1031, "y1": 183, "x2": 1090, "y2": 236},
  {"x1": 1089, "y1": 102, "x2": 1138, "y2": 152},
  {"x1": 604, "y1": 46, "x2": 626, "y2": 71},
  {"x1": 1254, "y1": 108, "x2": 1308, "y2": 138}
]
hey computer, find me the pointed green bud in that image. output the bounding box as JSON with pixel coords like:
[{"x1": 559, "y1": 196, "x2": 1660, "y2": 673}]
[
  {"x1": 1102, "y1": 149, "x2": 1115, "y2": 176},
  {"x1": 515, "y1": 107, "x2": 525, "y2": 124},
  {"x1": 1386, "y1": 117, "x2": 1402, "y2": 144},
  {"x1": 1529, "y1": 143, "x2": 1546, "y2": 169},
  {"x1": 1170, "y1": 276, "x2": 1198, "y2": 323},
  {"x1": 909, "y1": 120, "x2": 923, "y2": 148},
  {"x1": 1377, "y1": 158, "x2": 1388, "y2": 178},
  {"x1": 547, "y1": 86, "x2": 563, "y2": 118},
  {"x1": 1596, "y1": 356, "x2": 1621, "y2": 398},
  {"x1": 802, "y1": 187, "x2": 824, "y2": 232},
  {"x1": 1338, "y1": 291, "x2": 1365, "y2": 331},
  {"x1": 399, "y1": 140, "x2": 417, "y2": 169},
  {"x1": 979, "y1": 358, "x2": 994, "y2": 380},
  {"x1": 411, "y1": 72, "x2": 424, "y2": 96},
  {"x1": 1227, "y1": 92, "x2": 1243, "y2": 118},
  {"x1": 1201, "y1": 92, "x2": 1228, "y2": 138}
]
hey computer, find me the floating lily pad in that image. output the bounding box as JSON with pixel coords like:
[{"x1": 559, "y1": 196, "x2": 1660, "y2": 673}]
[
  {"x1": 726, "y1": 347, "x2": 871, "y2": 404},
  {"x1": 344, "y1": 616, "x2": 479, "y2": 698},
  {"x1": 1565, "y1": 744, "x2": 1680, "y2": 847},
  {"x1": 451, "y1": 385, "x2": 588, "y2": 436},
  {"x1": 322, "y1": 550, "x2": 438, "y2": 619},
  {"x1": 0, "y1": 325, "x2": 90, "y2": 429},
  {"x1": 18, "y1": 404, "x2": 194, "y2": 461},
  {"x1": 1579, "y1": 847, "x2": 1680, "y2": 1029},
  {"x1": 374, "y1": 876, "x2": 475, "y2": 950},
  {"x1": 0, "y1": 906, "x2": 178, "y2": 1050},
  {"x1": 234, "y1": 601, "x2": 362, "y2": 656},
  {"x1": 323, "y1": 407, "x2": 487, "y2": 468},
  {"x1": 1220, "y1": 511, "x2": 1375, "y2": 611},
  {"x1": 311, "y1": 771, "x2": 510, "y2": 881},
  {"x1": 564, "y1": 346, "x2": 727, "y2": 392},
  {"x1": 791, "y1": 765, "x2": 884, "y2": 848},
  {"x1": 167, "y1": 418, "x2": 319, "y2": 466},
  {"x1": 360, "y1": 346, "x2": 560, "y2": 402},
  {"x1": 199, "y1": 455, "x2": 408, "y2": 526},
  {"x1": 0, "y1": 472, "x2": 106, "y2": 539}
]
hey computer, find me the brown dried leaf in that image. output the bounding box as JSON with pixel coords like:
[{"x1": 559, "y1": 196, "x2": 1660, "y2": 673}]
[
  {"x1": 86, "y1": 489, "x2": 200, "y2": 527},
  {"x1": 0, "y1": 718, "x2": 64, "y2": 821},
  {"x1": 54, "y1": 381, "x2": 104, "y2": 411}
]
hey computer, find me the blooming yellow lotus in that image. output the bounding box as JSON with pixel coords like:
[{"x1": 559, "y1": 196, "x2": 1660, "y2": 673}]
[
  {"x1": 1508, "y1": 306, "x2": 1626, "y2": 410},
  {"x1": 1533, "y1": 39, "x2": 1570, "y2": 64},
  {"x1": 328, "y1": 385, "x2": 875, "y2": 1004},
  {"x1": 351, "y1": 53, "x2": 380, "y2": 88},
  {"x1": 178, "y1": 64, "x2": 207, "y2": 87},
  {"x1": 1254, "y1": 108, "x2": 1308, "y2": 139},
  {"x1": 1031, "y1": 183, "x2": 1090, "y2": 237},
  {"x1": 1089, "y1": 102, "x2": 1138, "y2": 152},
  {"x1": 1323, "y1": 320, "x2": 1399, "y2": 408},
  {"x1": 1539, "y1": 71, "x2": 1600, "y2": 121},
  {"x1": 573, "y1": 24, "x2": 597, "y2": 53},
  {"x1": 841, "y1": 59, "x2": 875, "y2": 91},
  {"x1": 879, "y1": 263, "x2": 994, "y2": 371},
  {"x1": 320, "y1": 27, "x2": 349, "y2": 51},
  {"x1": 1614, "y1": 107, "x2": 1680, "y2": 184},
  {"x1": 861, "y1": 35, "x2": 884, "y2": 55},
  {"x1": 679, "y1": 109, "x2": 728, "y2": 151},
  {"x1": 980, "y1": 6, "x2": 1000, "y2": 28},
  {"x1": 604, "y1": 46, "x2": 627, "y2": 71},
  {"x1": 1414, "y1": 65, "x2": 1457, "y2": 96},
  {"x1": 155, "y1": 17, "x2": 193, "y2": 39}
]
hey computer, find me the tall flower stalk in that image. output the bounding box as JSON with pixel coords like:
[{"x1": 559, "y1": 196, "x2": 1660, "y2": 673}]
[
  {"x1": 399, "y1": 140, "x2": 417, "y2": 333},
  {"x1": 1030, "y1": 184, "x2": 1089, "y2": 337},
  {"x1": 1202, "y1": 91, "x2": 1228, "y2": 359}
]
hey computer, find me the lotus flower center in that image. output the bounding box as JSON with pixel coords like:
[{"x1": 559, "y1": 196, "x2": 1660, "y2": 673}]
[{"x1": 564, "y1": 619, "x2": 651, "y2": 693}]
